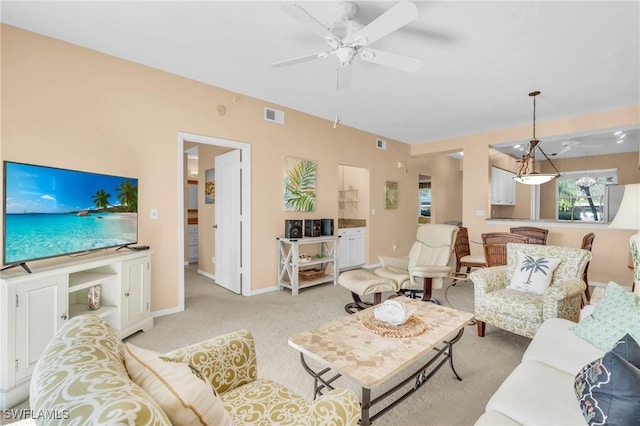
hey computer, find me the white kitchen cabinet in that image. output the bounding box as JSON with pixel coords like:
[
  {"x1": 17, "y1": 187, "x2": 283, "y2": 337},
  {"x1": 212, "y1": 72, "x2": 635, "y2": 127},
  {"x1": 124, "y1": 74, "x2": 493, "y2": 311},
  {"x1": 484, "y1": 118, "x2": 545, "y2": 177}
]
[
  {"x1": 338, "y1": 227, "x2": 366, "y2": 270},
  {"x1": 0, "y1": 251, "x2": 153, "y2": 409},
  {"x1": 187, "y1": 224, "x2": 198, "y2": 263},
  {"x1": 491, "y1": 166, "x2": 516, "y2": 205}
]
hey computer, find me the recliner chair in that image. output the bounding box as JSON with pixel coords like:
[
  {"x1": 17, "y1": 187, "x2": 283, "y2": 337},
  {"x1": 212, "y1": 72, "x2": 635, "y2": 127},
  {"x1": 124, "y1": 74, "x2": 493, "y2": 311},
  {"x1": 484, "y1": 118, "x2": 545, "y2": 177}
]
[{"x1": 375, "y1": 224, "x2": 459, "y2": 303}]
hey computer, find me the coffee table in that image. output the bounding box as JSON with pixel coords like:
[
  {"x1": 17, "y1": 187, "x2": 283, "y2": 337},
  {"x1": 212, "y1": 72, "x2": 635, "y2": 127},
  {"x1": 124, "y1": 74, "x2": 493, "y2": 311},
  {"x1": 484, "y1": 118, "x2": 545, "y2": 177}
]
[{"x1": 288, "y1": 297, "x2": 474, "y2": 425}]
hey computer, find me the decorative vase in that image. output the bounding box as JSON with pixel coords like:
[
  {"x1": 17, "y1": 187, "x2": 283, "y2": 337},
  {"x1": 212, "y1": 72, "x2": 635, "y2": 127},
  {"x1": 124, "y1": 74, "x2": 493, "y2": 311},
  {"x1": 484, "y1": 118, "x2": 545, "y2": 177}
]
[{"x1": 88, "y1": 286, "x2": 101, "y2": 310}]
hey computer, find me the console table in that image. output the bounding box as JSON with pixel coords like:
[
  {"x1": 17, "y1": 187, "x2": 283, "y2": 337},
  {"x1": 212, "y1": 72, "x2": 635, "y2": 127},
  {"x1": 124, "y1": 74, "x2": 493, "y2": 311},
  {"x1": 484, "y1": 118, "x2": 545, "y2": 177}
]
[{"x1": 277, "y1": 236, "x2": 338, "y2": 296}]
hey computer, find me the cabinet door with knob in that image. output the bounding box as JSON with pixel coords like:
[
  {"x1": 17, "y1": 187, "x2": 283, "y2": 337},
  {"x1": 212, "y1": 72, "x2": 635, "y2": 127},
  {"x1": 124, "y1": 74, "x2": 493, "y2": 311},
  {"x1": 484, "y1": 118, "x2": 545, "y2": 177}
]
[
  {"x1": 338, "y1": 227, "x2": 366, "y2": 270},
  {"x1": 15, "y1": 275, "x2": 67, "y2": 382},
  {"x1": 121, "y1": 257, "x2": 151, "y2": 334}
]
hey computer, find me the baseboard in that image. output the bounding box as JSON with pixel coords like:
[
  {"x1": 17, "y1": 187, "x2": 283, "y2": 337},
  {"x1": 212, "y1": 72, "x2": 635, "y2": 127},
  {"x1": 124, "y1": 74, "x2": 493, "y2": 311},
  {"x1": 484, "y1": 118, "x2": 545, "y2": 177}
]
[
  {"x1": 197, "y1": 269, "x2": 215, "y2": 280},
  {"x1": 152, "y1": 306, "x2": 182, "y2": 317},
  {"x1": 249, "y1": 285, "x2": 279, "y2": 296}
]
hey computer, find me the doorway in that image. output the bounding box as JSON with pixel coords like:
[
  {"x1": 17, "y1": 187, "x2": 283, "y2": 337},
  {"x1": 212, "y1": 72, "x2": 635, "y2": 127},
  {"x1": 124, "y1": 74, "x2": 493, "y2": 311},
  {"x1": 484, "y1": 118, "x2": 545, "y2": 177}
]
[{"x1": 177, "y1": 132, "x2": 251, "y2": 311}]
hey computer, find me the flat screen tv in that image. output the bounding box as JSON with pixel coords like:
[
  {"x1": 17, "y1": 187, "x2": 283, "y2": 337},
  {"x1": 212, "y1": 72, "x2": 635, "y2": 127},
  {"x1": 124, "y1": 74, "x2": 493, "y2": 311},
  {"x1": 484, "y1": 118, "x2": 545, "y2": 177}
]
[{"x1": 3, "y1": 161, "x2": 138, "y2": 271}]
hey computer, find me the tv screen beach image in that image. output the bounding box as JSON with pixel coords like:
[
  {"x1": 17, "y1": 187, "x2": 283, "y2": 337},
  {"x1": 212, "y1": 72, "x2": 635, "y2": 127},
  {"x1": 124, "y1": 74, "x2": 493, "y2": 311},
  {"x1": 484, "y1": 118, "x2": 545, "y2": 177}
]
[{"x1": 3, "y1": 162, "x2": 138, "y2": 264}]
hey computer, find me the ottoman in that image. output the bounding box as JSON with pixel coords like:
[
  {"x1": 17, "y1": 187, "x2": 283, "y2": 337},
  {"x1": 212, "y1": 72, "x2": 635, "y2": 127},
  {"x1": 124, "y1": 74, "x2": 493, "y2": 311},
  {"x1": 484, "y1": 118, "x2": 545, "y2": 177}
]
[{"x1": 338, "y1": 269, "x2": 397, "y2": 314}]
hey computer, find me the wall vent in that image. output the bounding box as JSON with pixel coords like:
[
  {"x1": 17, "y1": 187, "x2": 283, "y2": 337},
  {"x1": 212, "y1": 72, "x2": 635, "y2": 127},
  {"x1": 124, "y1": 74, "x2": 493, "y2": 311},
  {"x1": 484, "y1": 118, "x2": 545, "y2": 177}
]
[
  {"x1": 376, "y1": 139, "x2": 387, "y2": 150},
  {"x1": 264, "y1": 107, "x2": 285, "y2": 125}
]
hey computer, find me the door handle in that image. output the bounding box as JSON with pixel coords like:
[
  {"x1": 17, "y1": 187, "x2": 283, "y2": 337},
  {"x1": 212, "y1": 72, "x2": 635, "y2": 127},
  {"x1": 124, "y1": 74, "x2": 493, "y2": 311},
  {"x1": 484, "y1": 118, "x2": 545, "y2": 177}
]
[{"x1": 213, "y1": 224, "x2": 218, "y2": 229}]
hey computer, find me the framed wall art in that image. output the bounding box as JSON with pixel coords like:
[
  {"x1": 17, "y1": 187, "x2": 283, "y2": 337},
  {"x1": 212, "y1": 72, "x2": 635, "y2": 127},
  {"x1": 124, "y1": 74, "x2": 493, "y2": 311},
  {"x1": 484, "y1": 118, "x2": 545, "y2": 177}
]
[
  {"x1": 204, "y1": 168, "x2": 215, "y2": 204},
  {"x1": 384, "y1": 180, "x2": 398, "y2": 209},
  {"x1": 284, "y1": 156, "x2": 317, "y2": 212}
]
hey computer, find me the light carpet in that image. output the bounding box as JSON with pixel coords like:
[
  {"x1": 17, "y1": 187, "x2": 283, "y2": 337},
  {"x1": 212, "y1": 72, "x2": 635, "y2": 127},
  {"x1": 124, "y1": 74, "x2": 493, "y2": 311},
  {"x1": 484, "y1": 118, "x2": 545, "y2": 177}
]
[
  {"x1": 6, "y1": 269, "x2": 531, "y2": 426},
  {"x1": 128, "y1": 269, "x2": 530, "y2": 426}
]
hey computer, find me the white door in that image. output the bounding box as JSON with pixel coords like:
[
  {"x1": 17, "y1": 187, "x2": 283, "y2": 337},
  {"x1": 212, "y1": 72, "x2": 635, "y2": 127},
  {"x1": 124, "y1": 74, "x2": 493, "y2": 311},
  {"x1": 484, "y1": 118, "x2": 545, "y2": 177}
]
[{"x1": 215, "y1": 150, "x2": 242, "y2": 294}]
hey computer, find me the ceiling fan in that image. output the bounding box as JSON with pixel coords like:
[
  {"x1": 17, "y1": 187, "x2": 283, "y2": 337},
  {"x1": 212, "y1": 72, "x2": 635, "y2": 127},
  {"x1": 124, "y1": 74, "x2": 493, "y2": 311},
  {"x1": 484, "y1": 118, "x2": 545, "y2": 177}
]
[
  {"x1": 551, "y1": 140, "x2": 580, "y2": 156},
  {"x1": 272, "y1": 1, "x2": 423, "y2": 89}
]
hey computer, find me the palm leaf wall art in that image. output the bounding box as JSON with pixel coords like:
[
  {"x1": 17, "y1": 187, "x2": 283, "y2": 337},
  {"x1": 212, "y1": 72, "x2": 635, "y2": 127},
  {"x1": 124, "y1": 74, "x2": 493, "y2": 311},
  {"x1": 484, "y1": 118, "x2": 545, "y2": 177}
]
[
  {"x1": 384, "y1": 181, "x2": 398, "y2": 209},
  {"x1": 284, "y1": 156, "x2": 317, "y2": 211}
]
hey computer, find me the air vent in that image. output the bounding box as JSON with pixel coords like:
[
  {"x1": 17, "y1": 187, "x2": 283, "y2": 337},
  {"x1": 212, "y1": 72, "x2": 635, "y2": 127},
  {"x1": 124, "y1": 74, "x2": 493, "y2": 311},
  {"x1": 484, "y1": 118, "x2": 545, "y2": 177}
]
[
  {"x1": 264, "y1": 107, "x2": 285, "y2": 125},
  {"x1": 376, "y1": 139, "x2": 387, "y2": 150}
]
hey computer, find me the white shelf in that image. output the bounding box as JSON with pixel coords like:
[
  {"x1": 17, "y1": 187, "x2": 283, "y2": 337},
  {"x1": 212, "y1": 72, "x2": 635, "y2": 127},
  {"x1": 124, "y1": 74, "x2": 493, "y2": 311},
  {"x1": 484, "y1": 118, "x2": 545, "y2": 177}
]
[
  {"x1": 277, "y1": 236, "x2": 339, "y2": 296},
  {"x1": 69, "y1": 271, "x2": 117, "y2": 293},
  {"x1": 70, "y1": 303, "x2": 118, "y2": 319}
]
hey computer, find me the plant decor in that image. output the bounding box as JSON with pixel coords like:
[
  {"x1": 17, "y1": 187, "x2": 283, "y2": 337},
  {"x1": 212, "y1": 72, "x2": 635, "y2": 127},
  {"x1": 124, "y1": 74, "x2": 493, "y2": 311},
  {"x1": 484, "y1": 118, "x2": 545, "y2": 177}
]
[{"x1": 284, "y1": 156, "x2": 317, "y2": 212}]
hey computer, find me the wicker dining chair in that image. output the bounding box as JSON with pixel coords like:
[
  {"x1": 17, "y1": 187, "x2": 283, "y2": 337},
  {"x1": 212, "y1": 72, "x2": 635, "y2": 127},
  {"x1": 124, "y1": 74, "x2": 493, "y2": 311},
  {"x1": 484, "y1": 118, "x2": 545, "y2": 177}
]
[
  {"x1": 580, "y1": 232, "x2": 596, "y2": 306},
  {"x1": 481, "y1": 232, "x2": 530, "y2": 267},
  {"x1": 454, "y1": 227, "x2": 486, "y2": 275},
  {"x1": 509, "y1": 226, "x2": 549, "y2": 245}
]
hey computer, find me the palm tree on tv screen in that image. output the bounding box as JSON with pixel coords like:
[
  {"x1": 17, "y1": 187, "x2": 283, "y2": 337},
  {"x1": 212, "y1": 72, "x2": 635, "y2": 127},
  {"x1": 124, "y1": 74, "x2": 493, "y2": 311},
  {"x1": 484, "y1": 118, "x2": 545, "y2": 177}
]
[
  {"x1": 91, "y1": 189, "x2": 111, "y2": 210},
  {"x1": 116, "y1": 180, "x2": 138, "y2": 212}
]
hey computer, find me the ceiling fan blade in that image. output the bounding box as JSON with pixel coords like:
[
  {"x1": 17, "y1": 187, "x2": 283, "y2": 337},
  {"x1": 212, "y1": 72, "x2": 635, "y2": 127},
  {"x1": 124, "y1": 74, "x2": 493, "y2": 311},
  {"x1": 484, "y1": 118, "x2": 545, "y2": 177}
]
[
  {"x1": 282, "y1": 3, "x2": 340, "y2": 46},
  {"x1": 359, "y1": 48, "x2": 422, "y2": 72},
  {"x1": 354, "y1": 1, "x2": 419, "y2": 47},
  {"x1": 271, "y1": 51, "x2": 331, "y2": 68},
  {"x1": 336, "y1": 64, "x2": 352, "y2": 91}
]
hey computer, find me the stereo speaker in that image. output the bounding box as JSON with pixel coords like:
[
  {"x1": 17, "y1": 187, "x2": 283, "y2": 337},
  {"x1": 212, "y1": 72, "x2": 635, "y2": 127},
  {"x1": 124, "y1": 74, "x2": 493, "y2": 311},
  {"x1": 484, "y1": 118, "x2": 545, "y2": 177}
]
[
  {"x1": 304, "y1": 219, "x2": 321, "y2": 237},
  {"x1": 284, "y1": 220, "x2": 303, "y2": 239},
  {"x1": 321, "y1": 218, "x2": 334, "y2": 236}
]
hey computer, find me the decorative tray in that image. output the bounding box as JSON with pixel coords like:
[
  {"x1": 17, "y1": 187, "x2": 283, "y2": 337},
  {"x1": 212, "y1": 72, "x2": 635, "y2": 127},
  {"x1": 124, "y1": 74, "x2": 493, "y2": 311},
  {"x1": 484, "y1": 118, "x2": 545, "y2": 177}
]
[{"x1": 361, "y1": 312, "x2": 427, "y2": 338}]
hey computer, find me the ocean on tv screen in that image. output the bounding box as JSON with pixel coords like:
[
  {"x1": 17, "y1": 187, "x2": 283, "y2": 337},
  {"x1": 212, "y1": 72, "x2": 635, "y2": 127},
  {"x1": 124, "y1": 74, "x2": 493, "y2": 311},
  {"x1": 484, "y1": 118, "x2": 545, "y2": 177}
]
[{"x1": 4, "y1": 211, "x2": 138, "y2": 264}]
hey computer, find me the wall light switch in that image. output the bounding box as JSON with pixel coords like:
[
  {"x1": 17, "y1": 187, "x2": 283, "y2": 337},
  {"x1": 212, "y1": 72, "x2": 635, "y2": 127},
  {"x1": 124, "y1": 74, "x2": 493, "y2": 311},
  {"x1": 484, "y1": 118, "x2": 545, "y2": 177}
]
[
  {"x1": 372, "y1": 208, "x2": 376, "y2": 216},
  {"x1": 475, "y1": 210, "x2": 485, "y2": 217},
  {"x1": 150, "y1": 208, "x2": 158, "y2": 220}
]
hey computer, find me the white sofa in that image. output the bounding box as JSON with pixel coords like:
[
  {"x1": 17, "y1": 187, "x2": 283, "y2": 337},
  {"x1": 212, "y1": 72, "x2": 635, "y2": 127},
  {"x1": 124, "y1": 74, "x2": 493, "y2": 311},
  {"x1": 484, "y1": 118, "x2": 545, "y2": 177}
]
[{"x1": 475, "y1": 317, "x2": 602, "y2": 425}]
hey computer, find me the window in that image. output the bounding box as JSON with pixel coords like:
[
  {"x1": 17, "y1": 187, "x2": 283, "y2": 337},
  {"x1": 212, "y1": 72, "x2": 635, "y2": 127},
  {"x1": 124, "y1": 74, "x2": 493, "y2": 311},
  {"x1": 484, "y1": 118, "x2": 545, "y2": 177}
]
[
  {"x1": 557, "y1": 168, "x2": 617, "y2": 221},
  {"x1": 419, "y1": 181, "x2": 431, "y2": 217}
]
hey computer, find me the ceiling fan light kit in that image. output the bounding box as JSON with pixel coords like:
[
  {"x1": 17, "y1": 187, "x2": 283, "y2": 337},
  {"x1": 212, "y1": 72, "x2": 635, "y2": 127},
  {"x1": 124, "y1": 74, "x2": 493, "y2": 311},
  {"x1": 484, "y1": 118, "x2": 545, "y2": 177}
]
[
  {"x1": 272, "y1": 1, "x2": 422, "y2": 89},
  {"x1": 513, "y1": 91, "x2": 561, "y2": 186}
]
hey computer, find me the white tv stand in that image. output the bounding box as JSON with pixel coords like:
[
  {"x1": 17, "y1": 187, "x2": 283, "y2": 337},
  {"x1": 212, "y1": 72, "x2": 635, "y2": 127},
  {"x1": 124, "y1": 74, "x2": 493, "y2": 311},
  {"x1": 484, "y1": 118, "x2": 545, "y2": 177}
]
[{"x1": 0, "y1": 250, "x2": 154, "y2": 409}]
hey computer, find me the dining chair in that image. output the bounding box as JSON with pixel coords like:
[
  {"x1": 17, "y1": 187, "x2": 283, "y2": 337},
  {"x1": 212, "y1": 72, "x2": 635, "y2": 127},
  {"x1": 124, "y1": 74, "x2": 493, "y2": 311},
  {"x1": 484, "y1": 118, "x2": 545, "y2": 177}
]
[
  {"x1": 629, "y1": 234, "x2": 639, "y2": 295},
  {"x1": 481, "y1": 232, "x2": 530, "y2": 267},
  {"x1": 580, "y1": 232, "x2": 595, "y2": 306},
  {"x1": 453, "y1": 227, "x2": 486, "y2": 276},
  {"x1": 509, "y1": 226, "x2": 549, "y2": 245}
]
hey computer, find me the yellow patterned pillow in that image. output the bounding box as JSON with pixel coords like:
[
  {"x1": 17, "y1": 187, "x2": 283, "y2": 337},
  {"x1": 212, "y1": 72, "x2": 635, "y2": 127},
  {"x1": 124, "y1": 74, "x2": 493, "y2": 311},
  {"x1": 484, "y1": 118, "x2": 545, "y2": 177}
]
[{"x1": 124, "y1": 343, "x2": 232, "y2": 426}]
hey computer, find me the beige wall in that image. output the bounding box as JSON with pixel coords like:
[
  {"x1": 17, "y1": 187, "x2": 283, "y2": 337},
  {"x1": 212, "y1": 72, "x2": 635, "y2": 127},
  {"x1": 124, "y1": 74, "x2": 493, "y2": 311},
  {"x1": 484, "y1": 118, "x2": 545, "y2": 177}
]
[
  {"x1": 411, "y1": 106, "x2": 640, "y2": 287},
  {"x1": 415, "y1": 154, "x2": 463, "y2": 224},
  {"x1": 1, "y1": 25, "x2": 419, "y2": 311}
]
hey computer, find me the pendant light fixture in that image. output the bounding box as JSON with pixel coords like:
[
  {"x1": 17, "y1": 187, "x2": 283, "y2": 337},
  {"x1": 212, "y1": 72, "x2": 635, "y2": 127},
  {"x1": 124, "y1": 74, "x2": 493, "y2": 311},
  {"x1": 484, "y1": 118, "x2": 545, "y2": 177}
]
[
  {"x1": 576, "y1": 152, "x2": 596, "y2": 188},
  {"x1": 513, "y1": 91, "x2": 561, "y2": 185}
]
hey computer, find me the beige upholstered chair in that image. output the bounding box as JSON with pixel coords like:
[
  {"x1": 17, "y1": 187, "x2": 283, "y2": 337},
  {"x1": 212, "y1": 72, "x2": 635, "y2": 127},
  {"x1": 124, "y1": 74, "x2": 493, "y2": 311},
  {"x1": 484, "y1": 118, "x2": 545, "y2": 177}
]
[
  {"x1": 470, "y1": 243, "x2": 592, "y2": 338},
  {"x1": 374, "y1": 224, "x2": 459, "y2": 302},
  {"x1": 31, "y1": 315, "x2": 360, "y2": 425}
]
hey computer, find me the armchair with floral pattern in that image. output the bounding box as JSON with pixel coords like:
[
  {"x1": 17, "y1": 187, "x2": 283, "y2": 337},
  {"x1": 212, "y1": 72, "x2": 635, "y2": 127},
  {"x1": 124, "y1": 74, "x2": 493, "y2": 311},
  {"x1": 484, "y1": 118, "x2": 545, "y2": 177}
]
[{"x1": 470, "y1": 243, "x2": 592, "y2": 338}]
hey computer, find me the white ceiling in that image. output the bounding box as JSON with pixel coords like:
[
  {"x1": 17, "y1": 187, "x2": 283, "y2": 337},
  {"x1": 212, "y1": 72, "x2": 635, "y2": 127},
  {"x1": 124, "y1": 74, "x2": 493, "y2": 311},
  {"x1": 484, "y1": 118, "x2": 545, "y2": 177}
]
[{"x1": 2, "y1": 1, "x2": 639, "y2": 158}]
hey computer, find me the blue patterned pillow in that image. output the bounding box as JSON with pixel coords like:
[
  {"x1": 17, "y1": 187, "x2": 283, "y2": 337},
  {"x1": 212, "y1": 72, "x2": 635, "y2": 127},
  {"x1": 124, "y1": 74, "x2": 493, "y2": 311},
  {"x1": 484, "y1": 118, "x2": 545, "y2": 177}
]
[
  {"x1": 571, "y1": 281, "x2": 640, "y2": 351},
  {"x1": 574, "y1": 334, "x2": 640, "y2": 425}
]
